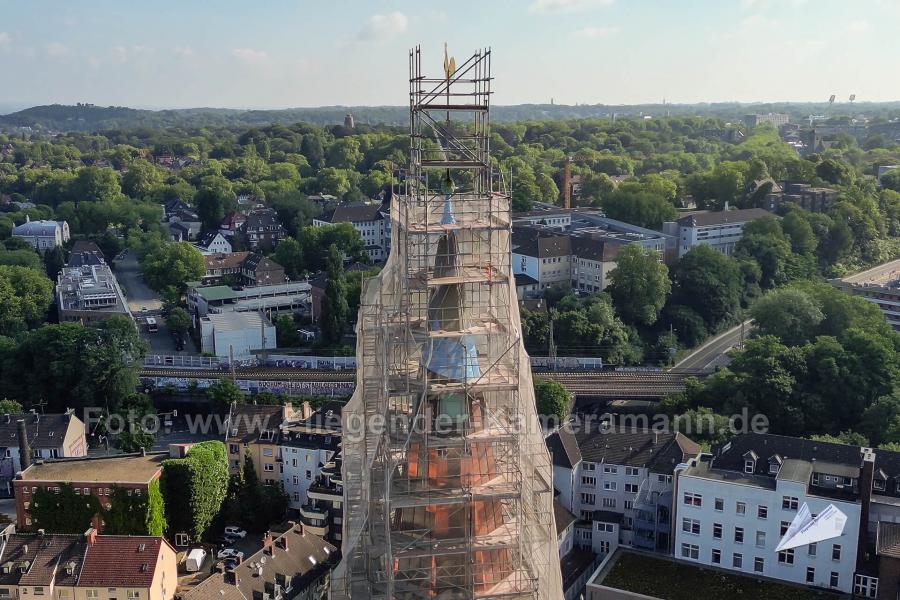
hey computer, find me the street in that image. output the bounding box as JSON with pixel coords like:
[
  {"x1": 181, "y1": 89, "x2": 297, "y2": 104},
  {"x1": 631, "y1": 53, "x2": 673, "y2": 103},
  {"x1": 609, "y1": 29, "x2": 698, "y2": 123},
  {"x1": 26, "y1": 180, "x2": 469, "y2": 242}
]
[
  {"x1": 672, "y1": 320, "x2": 753, "y2": 372},
  {"x1": 113, "y1": 251, "x2": 197, "y2": 355}
]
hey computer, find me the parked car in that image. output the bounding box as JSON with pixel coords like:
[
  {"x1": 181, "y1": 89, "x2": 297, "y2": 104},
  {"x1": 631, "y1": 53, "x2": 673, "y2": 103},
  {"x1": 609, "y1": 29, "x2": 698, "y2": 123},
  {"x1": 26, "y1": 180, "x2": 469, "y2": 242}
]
[
  {"x1": 217, "y1": 548, "x2": 244, "y2": 560},
  {"x1": 224, "y1": 526, "x2": 247, "y2": 539}
]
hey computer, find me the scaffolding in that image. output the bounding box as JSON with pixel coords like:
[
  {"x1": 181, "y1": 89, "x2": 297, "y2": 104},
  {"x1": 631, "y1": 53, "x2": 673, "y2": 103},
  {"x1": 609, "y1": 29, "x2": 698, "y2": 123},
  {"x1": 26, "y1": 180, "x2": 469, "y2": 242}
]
[{"x1": 332, "y1": 47, "x2": 563, "y2": 600}]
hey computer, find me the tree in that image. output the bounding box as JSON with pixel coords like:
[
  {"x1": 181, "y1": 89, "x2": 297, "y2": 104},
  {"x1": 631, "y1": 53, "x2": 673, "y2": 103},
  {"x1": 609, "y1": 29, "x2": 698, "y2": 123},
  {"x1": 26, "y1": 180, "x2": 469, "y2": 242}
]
[
  {"x1": 194, "y1": 175, "x2": 235, "y2": 230},
  {"x1": 122, "y1": 160, "x2": 163, "y2": 199},
  {"x1": 207, "y1": 379, "x2": 244, "y2": 410},
  {"x1": 275, "y1": 314, "x2": 301, "y2": 348},
  {"x1": 43, "y1": 245, "x2": 66, "y2": 281},
  {"x1": 140, "y1": 242, "x2": 205, "y2": 292},
  {"x1": 0, "y1": 399, "x2": 23, "y2": 413},
  {"x1": 166, "y1": 307, "x2": 191, "y2": 336},
  {"x1": 114, "y1": 425, "x2": 155, "y2": 453},
  {"x1": 750, "y1": 288, "x2": 825, "y2": 346},
  {"x1": 815, "y1": 158, "x2": 854, "y2": 186},
  {"x1": 607, "y1": 244, "x2": 671, "y2": 326},
  {"x1": 320, "y1": 244, "x2": 349, "y2": 346},
  {"x1": 0, "y1": 265, "x2": 54, "y2": 335},
  {"x1": 73, "y1": 167, "x2": 122, "y2": 203},
  {"x1": 882, "y1": 169, "x2": 900, "y2": 193},
  {"x1": 301, "y1": 135, "x2": 325, "y2": 170},
  {"x1": 0, "y1": 248, "x2": 43, "y2": 271},
  {"x1": 551, "y1": 294, "x2": 641, "y2": 364},
  {"x1": 161, "y1": 441, "x2": 229, "y2": 541},
  {"x1": 781, "y1": 211, "x2": 817, "y2": 255},
  {"x1": 669, "y1": 246, "x2": 743, "y2": 331},
  {"x1": 533, "y1": 378, "x2": 570, "y2": 423},
  {"x1": 601, "y1": 189, "x2": 676, "y2": 229},
  {"x1": 273, "y1": 238, "x2": 305, "y2": 279}
]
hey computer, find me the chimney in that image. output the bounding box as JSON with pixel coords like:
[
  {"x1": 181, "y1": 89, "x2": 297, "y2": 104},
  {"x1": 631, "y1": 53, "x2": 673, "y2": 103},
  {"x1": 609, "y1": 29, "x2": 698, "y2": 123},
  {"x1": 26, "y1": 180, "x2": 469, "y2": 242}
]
[
  {"x1": 857, "y1": 447, "x2": 876, "y2": 570},
  {"x1": 17, "y1": 420, "x2": 31, "y2": 472},
  {"x1": 278, "y1": 535, "x2": 289, "y2": 551},
  {"x1": 84, "y1": 527, "x2": 98, "y2": 546},
  {"x1": 263, "y1": 533, "x2": 274, "y2": 555}
]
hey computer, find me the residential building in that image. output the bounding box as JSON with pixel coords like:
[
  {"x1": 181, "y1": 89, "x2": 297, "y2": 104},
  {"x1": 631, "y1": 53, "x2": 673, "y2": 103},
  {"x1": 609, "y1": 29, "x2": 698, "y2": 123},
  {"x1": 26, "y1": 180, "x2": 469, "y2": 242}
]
[
  {"x1": 13, "y1": 452, "x2": 167, "y2": 531},
  {"x1": 831, "y1": 257, "x2": 900, "y2": 331},
  {"x1": 673, "y1": 433, "x2": 873, "y2": 594},
  {"x1": 11, "y1": 217, "x2": 69, "y2": 251},
  {"x1": 180, "y1": 524, "x2": 338, "y2": 600},
  {"x1": 224, "y1": 403, "x2": 292, "y2": 480},
  {"x1": 313, "y1": 202, "x2": 391, "y2": 261},
  {"x1": 303, "y1": 450, "x2": 344, "y2": 545},
  {"x1": 76, "y1": 531, "x2": 178, "y2": 600},
  {"x1": 187, "y1": 281, "x2": 311, "y2": 318},
  {"x1": 279, "y1": 402, "x2": 342, "y2": 537},
  {"x1": 0, "y1": 411, "x2": 87, "y2": 497},
  {"x1": 218, "y1": 211, "x2": 248, "y2": 239},
  {"x1": 663, "y1": 207, "x2": 772, "y2": 258},
  {"x1": 556, "y1": 499, "x2": 578, "y2": 559},
  {"x1": 743, "y1": 113, "x2": 790, "y2": 129},
  {"x1": 66, "y1": 241, "x2": 106, "y2": 267},
  {"x1": 751, "y1": 180, "x2": 840, "y2": 213},
  {"x1": 169, "y1": 220, "x2": 201, "y2": 242},
  {"x1": 547, "y1": 426, "x2": 699, "y2": 558},
  {"x1": 0, "y1": 530, "x2": 177, "y2": 600},
  {"x1": 57, "y1": 263, "x2": 132, "y2": 323},
  {"x1": 240, "y1": 208, "x2": 285, "y2": 250},
  {"x1": 202, "y1": 252, "x2": 286, "y2": 287},
  {"x1": 199, "y1": 311, "x2": 277, "y2": 358},
  {"x1": 511, "y1": 228, "x2": 622, "y2": 293},
  {"x1": 194, "y1": 231, "x2": 232, "y2": 255}
]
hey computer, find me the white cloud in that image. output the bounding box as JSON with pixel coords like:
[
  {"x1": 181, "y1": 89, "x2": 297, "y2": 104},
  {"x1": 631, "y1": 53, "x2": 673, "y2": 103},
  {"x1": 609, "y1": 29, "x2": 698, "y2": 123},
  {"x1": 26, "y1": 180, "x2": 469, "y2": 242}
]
[
  {"x1": 574, "y1": 25, "x2": 618, "y2": 38},
  {"x1": 847, "y1": 19, "x2": 870, "y2": 33},
  {"x1": 232, "y1": 47, "x2": 268, "y2": 64},
  {"x1": 174, "y1": 46, "x2": 193, "y2": 60},
  {"x1": 356, "y1": 11, "x2": 409, "y2": 41},
  {"x1": 108, "y1": 45, "x2": 152, "y2": 65},
  {"x1": 87, "y1": 56, "x2": 101, "y2": 69},
  {"x1": 529, "y1": 0, "x2": 614, "y2": 14},
  {"x1": 111, "y1": 45, "x2": 129, "y2": 64},
  {"x1": 0, "y1": 32, "x2": 10, "y2": 47},
  {"x1": 45, "y1": 42, "x2": 70, "y2": 57}
]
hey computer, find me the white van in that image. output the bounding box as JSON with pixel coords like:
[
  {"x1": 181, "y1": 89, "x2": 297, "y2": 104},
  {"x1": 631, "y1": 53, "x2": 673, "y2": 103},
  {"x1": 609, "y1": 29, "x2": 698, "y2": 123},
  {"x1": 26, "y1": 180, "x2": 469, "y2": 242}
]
[{"x1": 185, "y1": 548, "x2": 207, "y2": 572}]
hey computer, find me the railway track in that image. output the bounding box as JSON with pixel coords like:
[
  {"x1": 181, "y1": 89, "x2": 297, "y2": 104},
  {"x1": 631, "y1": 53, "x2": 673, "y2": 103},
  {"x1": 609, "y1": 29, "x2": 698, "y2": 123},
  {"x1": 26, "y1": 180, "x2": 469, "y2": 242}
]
[{"x1": 140, "y1": 366, "x2": 696, "y2": 397}]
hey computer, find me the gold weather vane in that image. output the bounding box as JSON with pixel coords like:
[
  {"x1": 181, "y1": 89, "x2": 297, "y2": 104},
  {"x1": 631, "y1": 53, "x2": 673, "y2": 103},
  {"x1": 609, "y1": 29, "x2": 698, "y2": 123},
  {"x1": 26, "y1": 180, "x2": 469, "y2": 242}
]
[{"x1": 443, "y1": 42, "x2": 456, "y2": 80}]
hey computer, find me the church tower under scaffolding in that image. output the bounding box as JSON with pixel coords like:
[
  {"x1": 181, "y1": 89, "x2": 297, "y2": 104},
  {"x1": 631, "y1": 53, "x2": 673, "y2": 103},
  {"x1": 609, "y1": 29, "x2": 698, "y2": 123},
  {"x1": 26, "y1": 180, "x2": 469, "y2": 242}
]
[{"x1": 331, "y1": 46, "x2": 564, "y2": 600}]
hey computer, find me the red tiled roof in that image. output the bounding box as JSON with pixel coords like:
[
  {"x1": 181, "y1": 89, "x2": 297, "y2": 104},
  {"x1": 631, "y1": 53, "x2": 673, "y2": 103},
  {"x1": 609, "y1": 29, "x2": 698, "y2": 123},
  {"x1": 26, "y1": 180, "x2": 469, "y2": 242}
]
[{"x1": 78, "y1": 536, "x2": 166, "y2": 588}]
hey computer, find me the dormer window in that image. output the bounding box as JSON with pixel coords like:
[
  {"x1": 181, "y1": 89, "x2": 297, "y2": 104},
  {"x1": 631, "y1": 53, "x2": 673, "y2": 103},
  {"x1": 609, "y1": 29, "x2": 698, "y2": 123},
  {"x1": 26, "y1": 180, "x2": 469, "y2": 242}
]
[
  {"x1": 875, "y1": 479, "x2": 886, "y2": 492},
  {"x1": 743, "y1": 451, "x2": 758, "y2": 474}
]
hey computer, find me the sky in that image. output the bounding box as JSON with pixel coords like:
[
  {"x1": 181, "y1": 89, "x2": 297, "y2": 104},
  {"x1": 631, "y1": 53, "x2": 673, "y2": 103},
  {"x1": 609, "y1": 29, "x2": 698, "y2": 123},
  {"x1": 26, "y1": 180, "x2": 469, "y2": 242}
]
[{"x1": 1, "y1": 0, "x2": 900, "y2": 110}]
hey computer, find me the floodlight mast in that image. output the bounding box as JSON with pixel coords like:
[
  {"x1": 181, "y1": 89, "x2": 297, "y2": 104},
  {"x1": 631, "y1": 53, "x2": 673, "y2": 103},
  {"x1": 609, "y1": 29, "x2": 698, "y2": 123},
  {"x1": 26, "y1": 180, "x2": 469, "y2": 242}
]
[{"x1": 330, "y1": 46, "x2": 564, "y2": 599}]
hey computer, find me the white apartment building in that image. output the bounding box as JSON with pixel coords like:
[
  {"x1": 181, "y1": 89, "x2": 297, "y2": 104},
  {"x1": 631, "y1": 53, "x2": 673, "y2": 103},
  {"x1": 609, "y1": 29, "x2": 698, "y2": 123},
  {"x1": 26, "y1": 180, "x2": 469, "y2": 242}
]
[
  {"x1": 279, "y1": 402, "x2": 341, "y2": 509},
  {"x1": 673, "y1": 433, "x2": 883, "y2": 596},
  {"x1": 663, "y1": 207, "x2": 772, "y2": 258},
  {"x1": 312, "y1": 202, "x2": 391, "y2": 261},
  {"x1": 547, "y1": 426, "x2": 699, "y2": 558}
]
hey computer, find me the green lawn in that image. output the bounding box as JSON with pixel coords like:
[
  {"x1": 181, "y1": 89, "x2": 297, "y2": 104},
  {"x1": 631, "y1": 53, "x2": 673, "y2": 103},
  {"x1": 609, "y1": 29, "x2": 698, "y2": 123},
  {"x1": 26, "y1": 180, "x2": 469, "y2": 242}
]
[{"x1": 602, "y1": 552, "x2": 841, "y2": 600}]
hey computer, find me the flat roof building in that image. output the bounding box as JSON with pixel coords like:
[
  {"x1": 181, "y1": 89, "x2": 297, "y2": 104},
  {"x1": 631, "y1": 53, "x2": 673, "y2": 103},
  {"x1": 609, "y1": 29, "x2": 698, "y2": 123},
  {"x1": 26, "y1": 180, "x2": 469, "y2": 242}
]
[
  {"x1": 199, "y1": 311, "x2": 277, "y2": 358},
  {"x1": 57, "y1": 263, "x2": 132, "y2": 323}
]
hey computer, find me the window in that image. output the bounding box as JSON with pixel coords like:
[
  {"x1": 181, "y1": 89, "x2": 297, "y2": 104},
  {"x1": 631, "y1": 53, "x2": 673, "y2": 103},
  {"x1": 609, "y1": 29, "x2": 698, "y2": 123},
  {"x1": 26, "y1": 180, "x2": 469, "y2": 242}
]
[
  {"x1": 732, "y1": 553, "x2": 742, "y2": 568},
  {"x1": 755, "y1": 531, "x2": 766, "y2": 548},
  {"x1": 782, "y1": 496, "x2": 798, "y2": 510},
  {"x1": 713, "y1": 523, "x2": 722, "y2": 539},
  {"x1": 734, "y1": 527, "x2": 744, "y2": 544},
  {"x1": 682, "y1": 518, "x2": 700, "y2": 535},
  {"x1": 292, "y1": 476, "x2": 299, "y2": 485},
  {"x1": 264, "y1": 464, "x2": 274, "y2": 472},
  {"x1": 808, "y1": 543, "x2": 817, "y2": 557},
  {"x1": 599, "y1": 541, "x2": 610, "y2": 554},
  {"x1": 711, "y1": 549, "x2": 721, "y2": 564},
  {"x1": 757, "y1": 505, "x2": 768, "y2": 520},
  {"x1": 603, "y1": 465, "x2": 618, "y2": 474},
  {"x1": 681, "y1": 544, "x2": 699, "y2": 560},
  {"x1": 658, "y1": 474, "x2": 672, "y2": 484},
  {"x1": 127, "y1": 593, "x2": 139, "y2": 600},
  {"x1": 768, "y1": 462, "x2": 780, "y2": 475},
  {"x1": 714, "y1": 497, "x2": 724, "y2": 511},
  {"x1": 875, "y1": 479, "x2": 886, "y2": 492},
  {"x1": 778, "y1": 549, "x2": 794, "y2": 565},
  {"x1": 582, "y1": 476, "x2": 597, "y2": 487},
  {"x1": 854, "y1": 574, "x2": 879, "y2": 598},
  {"x1": 581, "y1": 493, "x2": 596, "y2": 505},
  {"x1": 683, "y1": 492, "x2": 702, "y2": 507},
  {"x1": 625, "y1": 483, "x2": 638, "y2": 493},
  {"x1": 744, "y1": 460, "x2": 754, "y2": 474},
  {"x1": 602, "y1": 498, "x2": 616, "y2": 508},
  {"x1": 306, "y1": 470, "x2": 312, "y2": 479},
  {"x1": 229, "y1": 444, "x2": 239, "y2": 455},
  {"x1": 603, "y1": 481, "x2": 617, "y2": 491},
  {"x1": 830, "y1": 572, "x2": 839, "y2": 588},
  {"x1": 263, "y1": 448, "x2": 274, "y2": 457},
  {"x1": 806, "y1": 567, "x2": 815, "y2": 584},
  {"x1": 34, "y1": 589, "x2": 44, "y2": 596},
  {"x1": 596, "y1": 523, "x2": 615, "y2": 533},
  {"x1": 832, "y1": 544, "x2": 841, "y2": 561},
  {"x1": 754, "y1": 557, "x2": 764, "y2": 573},
  {"x1": 583, "y1": 462, "x2": 596, "y2": 471},
  {"x1": 625, "y1": 467, "x2": 639, "y2": 476},
  {"x1": 780, "y1": 521, "x2": 790, "y2": 536},
  {"x1": 736, "y1": 501, "x2": 746, "y2": 515}
]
